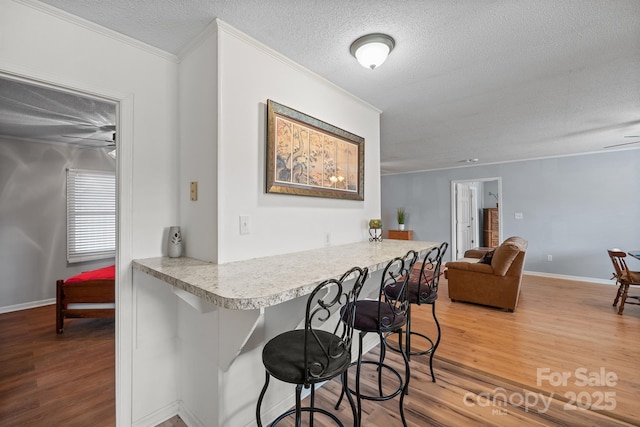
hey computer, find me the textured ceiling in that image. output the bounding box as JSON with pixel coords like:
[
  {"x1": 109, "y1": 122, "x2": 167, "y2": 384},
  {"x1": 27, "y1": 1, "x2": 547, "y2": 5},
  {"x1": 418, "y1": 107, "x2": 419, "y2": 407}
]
[{"x1": 10, "y1": 0, "x2": 640, "y2": 172}]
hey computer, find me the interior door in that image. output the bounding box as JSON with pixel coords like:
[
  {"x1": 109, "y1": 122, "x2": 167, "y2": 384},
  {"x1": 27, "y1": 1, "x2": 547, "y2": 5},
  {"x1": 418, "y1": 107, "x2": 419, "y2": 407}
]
[{"x1": 455, "y1": 183, "x2": 474, "y2": 259}]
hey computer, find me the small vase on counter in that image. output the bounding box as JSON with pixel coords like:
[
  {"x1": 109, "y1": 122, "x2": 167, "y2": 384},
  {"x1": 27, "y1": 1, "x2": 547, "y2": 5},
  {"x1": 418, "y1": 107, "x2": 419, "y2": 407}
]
[{"x1": 168, "y1": 226, "x2": 183, "y2": 258}]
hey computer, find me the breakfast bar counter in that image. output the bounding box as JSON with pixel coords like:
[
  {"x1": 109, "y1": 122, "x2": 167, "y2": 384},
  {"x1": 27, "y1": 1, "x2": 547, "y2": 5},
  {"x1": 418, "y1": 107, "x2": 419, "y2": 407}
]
[
  {"x1": 133, "y1": 240, "x2": 439, "y2": 310},
  {"x1": 132, "y1": 240, "x2": 438, "y2": 426}
]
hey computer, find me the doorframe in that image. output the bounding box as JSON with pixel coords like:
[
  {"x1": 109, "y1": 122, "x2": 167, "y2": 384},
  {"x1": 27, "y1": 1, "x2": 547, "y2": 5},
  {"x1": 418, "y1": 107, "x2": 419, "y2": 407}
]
[
  {"x1": 0, "y1": 64, "x2": 134, "y2": 425},
  {"x1": 453, "y1": 182, "x2": 478, "y2": 257},
  {"x1": 450, "y1": 177, "x2": 502, "y2": 260}
]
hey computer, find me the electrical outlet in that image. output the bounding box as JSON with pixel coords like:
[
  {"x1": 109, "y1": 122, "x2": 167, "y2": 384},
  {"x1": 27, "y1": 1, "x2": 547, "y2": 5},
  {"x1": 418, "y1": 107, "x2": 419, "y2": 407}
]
[
  {"x1": 547, "y1": 254, "x2": 553, "y2": 262},
  {"x1": 515, "y1": 212, "x2": 523, "y2": 220},
  {"x1": 239, "y1": 215, "x2": 250, "y2": 235}
]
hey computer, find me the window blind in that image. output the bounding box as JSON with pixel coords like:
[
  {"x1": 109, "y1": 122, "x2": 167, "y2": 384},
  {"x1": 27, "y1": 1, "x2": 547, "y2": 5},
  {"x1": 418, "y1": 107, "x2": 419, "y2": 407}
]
[{"x1": 66, "y1": 168, "x2": 116, "y2": 263}]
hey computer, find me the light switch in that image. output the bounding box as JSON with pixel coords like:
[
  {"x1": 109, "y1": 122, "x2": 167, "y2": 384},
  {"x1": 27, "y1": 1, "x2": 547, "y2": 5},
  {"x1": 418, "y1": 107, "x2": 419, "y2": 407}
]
[
  {"x1": 239, "y1": 215, "x2": 250, "y2": 235},
  {"x1": 514, "y1": 212, "x2": 523, "y2": 220},
  {"x1": 190, "y1": 181, "x2": 198, "y2": 201}
]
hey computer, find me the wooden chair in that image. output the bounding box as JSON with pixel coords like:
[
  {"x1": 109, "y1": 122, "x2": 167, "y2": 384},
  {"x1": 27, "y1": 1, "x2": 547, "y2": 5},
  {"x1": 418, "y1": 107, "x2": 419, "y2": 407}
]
[{"x1": 608, "y1": 249, "x2": 640, "y2": 315}]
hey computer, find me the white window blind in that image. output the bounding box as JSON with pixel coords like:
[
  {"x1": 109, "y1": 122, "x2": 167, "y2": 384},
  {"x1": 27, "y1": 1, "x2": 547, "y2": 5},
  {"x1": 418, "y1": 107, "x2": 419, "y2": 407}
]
[{"x1": 66, "y1": 168, "x2": 116, "y2": 263}]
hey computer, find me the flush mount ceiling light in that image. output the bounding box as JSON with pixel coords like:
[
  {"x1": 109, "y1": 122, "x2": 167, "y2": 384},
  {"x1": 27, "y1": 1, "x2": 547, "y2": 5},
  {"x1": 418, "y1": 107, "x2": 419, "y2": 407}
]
[{"x1": 350, "y1": 33, "x2": 395, "y2": 70}]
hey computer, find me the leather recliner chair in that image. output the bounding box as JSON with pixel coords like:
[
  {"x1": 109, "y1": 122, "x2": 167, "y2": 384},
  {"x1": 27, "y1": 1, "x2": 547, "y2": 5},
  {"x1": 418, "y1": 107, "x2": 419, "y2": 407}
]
[{"x1": 445, "y1": 236, "x2": 528, "y2": 312}]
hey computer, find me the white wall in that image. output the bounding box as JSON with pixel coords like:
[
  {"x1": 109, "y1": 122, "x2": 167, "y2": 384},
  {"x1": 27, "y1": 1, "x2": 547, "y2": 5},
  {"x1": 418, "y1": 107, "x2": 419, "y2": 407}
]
[
  {"x1": 2, "y1": 4, "x2": 383, "y2": 424},
  {"x1": 178, "y1": 26, "x2": 218, "y2": 263},
  {"x1": 1, "y1": 1, "x2": 179, "y2": 425},
  {"x1": 216, "y1": 22, "x2": 382, "y2": 263},
  {"x1": 173, "y1": 20, "x2": 383, "y2": 426},
  {"x1": 0, "y1": 137, "x2": 115, "y2": 311}
]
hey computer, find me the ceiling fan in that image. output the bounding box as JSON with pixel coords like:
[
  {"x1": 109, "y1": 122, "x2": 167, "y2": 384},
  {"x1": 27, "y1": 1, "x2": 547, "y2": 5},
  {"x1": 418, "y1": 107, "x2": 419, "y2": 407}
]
[
  {"x1": 61, "y1": 124, "x2": 116, "y2": 147},
  {"x1": 604, "y1": 136, "x2": 640, "y2": 149}
]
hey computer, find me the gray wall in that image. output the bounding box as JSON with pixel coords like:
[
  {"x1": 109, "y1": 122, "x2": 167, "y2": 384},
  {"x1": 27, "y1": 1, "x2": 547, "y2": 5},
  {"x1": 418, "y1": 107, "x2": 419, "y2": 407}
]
[
  {"x1": 0, "y1": 137, "x2": 115, "y2": 310},
  {"x1": 381, "y1": 149, "x2": 640, "y2": 280}
]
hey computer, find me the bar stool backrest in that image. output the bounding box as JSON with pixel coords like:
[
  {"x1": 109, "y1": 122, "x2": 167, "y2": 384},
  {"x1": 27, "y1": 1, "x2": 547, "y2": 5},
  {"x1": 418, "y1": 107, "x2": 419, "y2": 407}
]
[
  {"x1": 413, "y1": 243, "x2": 447, "y2": 304},
  {"x1": 379, "y1": 250, "x2": 419, "y2": 329},
  {"x1": 303, "y1": 266, "x2": 369, "y2": 384}
]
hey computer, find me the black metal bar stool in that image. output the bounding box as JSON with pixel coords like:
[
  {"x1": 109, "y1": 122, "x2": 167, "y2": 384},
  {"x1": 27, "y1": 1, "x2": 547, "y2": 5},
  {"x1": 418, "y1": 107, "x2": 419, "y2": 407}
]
[
  {"x1": 335, "y1": 250, "x2": 418, "y2": 427},
  {"x1": 256, "y1": 266, "x2": 368, "y2": 427},
  {"x1": 384, "y1": 242, "x2": 447, "y2": 382}
]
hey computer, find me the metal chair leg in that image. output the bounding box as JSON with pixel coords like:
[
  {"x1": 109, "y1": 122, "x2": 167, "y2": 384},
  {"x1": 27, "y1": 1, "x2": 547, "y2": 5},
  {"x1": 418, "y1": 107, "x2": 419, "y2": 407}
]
[
  {"x1": 398, "y1": 342, "x2": 410, "y2": 427},
  {"x1": 430, "y1": 302, "x2": 441, "y2": 382},
  {"x1": 256, "y1": 371, "x2": 270, "y2": 427},
  {"x1": 405, "y1": 304, "x2": 412, "y2": 361},
  {"x1": 355, "y1": 332, "x2": 364, "y2": 426}
]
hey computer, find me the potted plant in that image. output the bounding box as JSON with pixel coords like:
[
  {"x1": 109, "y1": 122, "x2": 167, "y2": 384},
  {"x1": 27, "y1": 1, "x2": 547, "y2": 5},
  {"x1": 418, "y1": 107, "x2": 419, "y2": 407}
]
[{"x1": 397, "y1": 208, "x2": 405, "y2": 230}]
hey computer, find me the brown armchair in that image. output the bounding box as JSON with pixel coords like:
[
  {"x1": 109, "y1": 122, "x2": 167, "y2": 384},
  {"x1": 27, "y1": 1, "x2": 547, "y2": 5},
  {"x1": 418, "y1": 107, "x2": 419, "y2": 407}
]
[{"x1": 445, "y1": 236, "x2": 528, "y2": 312}]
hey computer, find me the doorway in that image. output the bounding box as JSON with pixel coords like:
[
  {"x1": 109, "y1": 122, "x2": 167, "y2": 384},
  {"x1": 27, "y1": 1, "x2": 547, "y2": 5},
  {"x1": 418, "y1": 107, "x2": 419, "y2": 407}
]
[
  {"x1": 0, "y1": 72, "x2": 121, "y2": 423},
  {"x1": 451, "y1": 177, "x2": 502, "y2": 260}
]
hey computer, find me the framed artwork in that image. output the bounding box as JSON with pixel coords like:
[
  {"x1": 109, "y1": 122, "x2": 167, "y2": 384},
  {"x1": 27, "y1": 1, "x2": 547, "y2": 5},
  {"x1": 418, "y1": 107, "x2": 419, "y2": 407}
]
[{"x1": 266, "y1": 99, "x2": 365, "y2": 201}]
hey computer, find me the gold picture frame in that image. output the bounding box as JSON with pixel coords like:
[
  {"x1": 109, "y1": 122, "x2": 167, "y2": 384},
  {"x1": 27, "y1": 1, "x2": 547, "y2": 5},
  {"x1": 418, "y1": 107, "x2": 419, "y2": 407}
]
[{"x1": 266, "y1": 100, "x2": 365, "y2": 200}]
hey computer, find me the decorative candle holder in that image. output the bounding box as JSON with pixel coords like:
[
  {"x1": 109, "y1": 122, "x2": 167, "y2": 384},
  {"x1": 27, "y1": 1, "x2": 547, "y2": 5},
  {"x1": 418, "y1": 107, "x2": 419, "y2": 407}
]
[
  {"x1": 168, "y1": 226, "x2": 183, "y2": 258},
  {"x1": 368, "y1": 218, "x2": 383, "y2": 242}
]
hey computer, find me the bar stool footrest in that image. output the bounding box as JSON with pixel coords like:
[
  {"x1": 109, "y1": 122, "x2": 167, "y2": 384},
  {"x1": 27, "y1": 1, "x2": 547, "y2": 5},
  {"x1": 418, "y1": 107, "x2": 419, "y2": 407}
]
[
  {"x1": 384, "y1": 330, "x2": 435, "y2": 356},
  {"x1": 271, "y1": 407, "x2": 345, "y2": 426},
  {"x1": 347, "y1": 360, "x2": 404, "y2": 402}
]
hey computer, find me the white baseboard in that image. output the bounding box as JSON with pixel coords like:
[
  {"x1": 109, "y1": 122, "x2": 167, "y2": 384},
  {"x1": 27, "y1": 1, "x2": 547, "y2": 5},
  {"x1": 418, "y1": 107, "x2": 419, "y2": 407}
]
[
  {"x1": 524, "y1": 270, "x2": 615, "y2": 285},
  {"x1": 132, "y1": 401, "x2": 179, "y2": 427},
  {"x1": 178, "y1": 401, "x2": 206, "y2": 427},
  {"x1": 0, "y1": 298, "x2": 55, "y2": 314}
]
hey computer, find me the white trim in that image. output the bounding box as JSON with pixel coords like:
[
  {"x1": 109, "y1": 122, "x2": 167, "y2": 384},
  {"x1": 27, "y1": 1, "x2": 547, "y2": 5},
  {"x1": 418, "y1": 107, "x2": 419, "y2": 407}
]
[
  {"x1": 178, "y1": 402, "x2": 207, "y2": 427},
  {"x1": 177, "y1": 19, "x2": 217, "y2": 62},
  {"x1": 216, "y1": 19, "x2": 381, "y2": 114},
  {"x1": 0, "y1": 65, "x2": 122, "y2": 105},
  {"x1": 0, "y1": 65, "x2": 135, "y2": 427},
  {"x1": 381, "y1": 145, "x2": 640, "y2": 176},
  {"x1": 15, "y1": 0, "x2": 177, "y2": 62},
  {"x1": 450, "y1": 177, "x2": 502, "y2": 262},
  {"x1": 132, "y1": 400, "x2": 179, "y2": 427},
  {"x1": 116, "y1": 93, "x2": 135, "y2": 427},
  {"x1": 0, "y1": 299, "x2": 55, "y2": 314},
  {"x1": 524, "y1": 271, "x2": 615, "y2": 286}
]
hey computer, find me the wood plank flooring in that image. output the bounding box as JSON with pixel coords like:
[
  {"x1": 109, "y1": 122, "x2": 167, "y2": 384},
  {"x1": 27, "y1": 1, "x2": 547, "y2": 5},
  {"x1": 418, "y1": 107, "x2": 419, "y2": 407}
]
[
  {"x1": 0, "y1": 307, "x2": 115, "y2": 426},
  {"x1": 2, "y1": 274, "x2": 639, "y2": 426},
  {"x1": 261, "y1": 275, "x2": 640, "y2": 426}
]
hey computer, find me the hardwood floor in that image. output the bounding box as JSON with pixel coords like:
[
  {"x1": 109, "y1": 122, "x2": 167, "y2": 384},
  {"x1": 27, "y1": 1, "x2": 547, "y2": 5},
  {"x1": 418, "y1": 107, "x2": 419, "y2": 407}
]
[
  {"x1": 2, "y1": 275, "x2": 639, "y2": 426},
  {"x1": 0, "y1": 306, "x2": 115, "y2": 426},
  {"x1": 263, "y1": 275, "x2": 640, "y2": 426}
]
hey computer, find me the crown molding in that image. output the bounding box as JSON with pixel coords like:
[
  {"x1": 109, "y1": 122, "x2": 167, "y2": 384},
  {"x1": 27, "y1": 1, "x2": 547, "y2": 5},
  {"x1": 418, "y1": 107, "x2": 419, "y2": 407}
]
[
  {"x1": 177, "y1": 19, "x2": 218, "y2": 62},
  {"x1": 215, "y1": 19, "x2": 381, "y2": 114},
  {"x1": 15, "y1": 0, "x2": 177, "y2": 63}
]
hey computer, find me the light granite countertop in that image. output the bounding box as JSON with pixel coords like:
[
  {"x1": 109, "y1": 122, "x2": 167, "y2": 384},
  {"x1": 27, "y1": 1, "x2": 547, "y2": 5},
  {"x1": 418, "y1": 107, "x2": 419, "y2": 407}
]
[{"x1": 133, "y1": 240, "x2": 439, "y2": 310}]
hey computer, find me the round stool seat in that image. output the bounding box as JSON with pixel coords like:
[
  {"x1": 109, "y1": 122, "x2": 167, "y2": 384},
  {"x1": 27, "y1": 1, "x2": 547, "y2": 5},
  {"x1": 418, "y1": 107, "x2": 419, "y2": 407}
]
[
  {"x1": 263, "y1": 329, "x2": 351, "y2": 385},
  {"x1": 344, "y1": 300, "x2": 405, "y2": 333},
  {"x1": 385, "y1": 280, "x2": 438, "y2": 304}
]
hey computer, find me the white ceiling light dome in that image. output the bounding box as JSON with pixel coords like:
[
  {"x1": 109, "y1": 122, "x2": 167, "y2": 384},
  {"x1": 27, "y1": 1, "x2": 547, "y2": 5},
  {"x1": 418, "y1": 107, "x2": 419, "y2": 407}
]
[{"x1": 350, "y1": 33, "x2": 395, "y2": 70}]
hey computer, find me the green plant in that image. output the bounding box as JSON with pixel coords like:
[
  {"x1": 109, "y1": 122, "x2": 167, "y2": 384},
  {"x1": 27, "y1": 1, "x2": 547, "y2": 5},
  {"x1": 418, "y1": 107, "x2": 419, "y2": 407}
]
[{"x1": 397, "y1": 208, "x2": 405, "y2": 225}]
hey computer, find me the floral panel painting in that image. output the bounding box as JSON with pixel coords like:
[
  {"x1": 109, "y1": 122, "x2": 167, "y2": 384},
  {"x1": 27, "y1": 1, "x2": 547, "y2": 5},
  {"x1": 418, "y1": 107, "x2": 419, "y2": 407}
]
[{"x1": 267, "y1": 100, "x2": 364, "y2": 200}]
